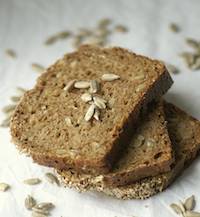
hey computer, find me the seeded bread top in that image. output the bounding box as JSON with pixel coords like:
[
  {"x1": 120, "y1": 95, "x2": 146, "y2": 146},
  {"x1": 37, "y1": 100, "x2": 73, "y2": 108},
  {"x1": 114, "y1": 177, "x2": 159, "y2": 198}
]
[
  {"x1": 58, "y1": 102, "x2": 200, "y2": 199},
  {"x1": 10, "y1": 45, "x2": 172, "y2": 174}
]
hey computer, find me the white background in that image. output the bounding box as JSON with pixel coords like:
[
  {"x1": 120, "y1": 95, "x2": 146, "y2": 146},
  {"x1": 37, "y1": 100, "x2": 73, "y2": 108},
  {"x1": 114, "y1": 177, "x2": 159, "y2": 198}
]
[{"x1": 0, "y1": 0, "x2": 200, "y2": 216}]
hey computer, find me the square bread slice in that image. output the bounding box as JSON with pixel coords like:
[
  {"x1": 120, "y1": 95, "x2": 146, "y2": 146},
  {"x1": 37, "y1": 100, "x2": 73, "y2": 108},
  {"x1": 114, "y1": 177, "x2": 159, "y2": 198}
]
[
  {"x1": 10, "y1": 45, "x2": 173, "y2": 175},
  {"x1": 58, "y1": 102, "x2": 200, "y2": 199}
]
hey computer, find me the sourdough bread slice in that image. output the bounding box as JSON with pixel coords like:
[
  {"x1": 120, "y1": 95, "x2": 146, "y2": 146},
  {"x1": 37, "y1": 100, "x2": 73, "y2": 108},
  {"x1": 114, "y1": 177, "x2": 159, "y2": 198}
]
[
  {"x1": 10, "y1": 45, "x2": 173, "y2": 174},
  {"x1": 58, "y1": 102, "x2": 200, "y2": 199}
]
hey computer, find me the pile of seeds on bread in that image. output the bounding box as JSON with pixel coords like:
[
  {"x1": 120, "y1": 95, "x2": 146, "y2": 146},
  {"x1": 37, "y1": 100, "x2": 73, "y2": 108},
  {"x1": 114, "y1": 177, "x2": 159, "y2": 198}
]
[{"x1": 64, "y1": 73, "x2": 120, "y2": 122}]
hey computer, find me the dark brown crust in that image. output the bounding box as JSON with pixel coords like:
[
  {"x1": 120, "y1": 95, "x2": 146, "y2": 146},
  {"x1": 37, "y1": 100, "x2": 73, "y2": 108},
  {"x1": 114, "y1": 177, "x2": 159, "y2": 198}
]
[{"x1": 10, "y1": 46, "x2": 173, "y2": 175}]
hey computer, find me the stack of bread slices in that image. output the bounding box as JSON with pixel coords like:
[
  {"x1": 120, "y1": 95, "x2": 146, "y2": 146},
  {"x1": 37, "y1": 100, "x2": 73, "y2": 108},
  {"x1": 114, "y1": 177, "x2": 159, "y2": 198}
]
[{"x1": 10, "y1": 45, "x2": 200, "y2": 199}]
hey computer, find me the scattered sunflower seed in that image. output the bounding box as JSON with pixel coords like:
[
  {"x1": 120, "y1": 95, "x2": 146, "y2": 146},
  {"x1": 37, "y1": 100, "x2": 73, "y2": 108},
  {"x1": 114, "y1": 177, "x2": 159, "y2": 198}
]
[
  {"x1": 89, "y1": 80, "x2": 99, "y2": 93},
  {"x1": 114, "y1": 25, "x2": 128, "y2": 33},
  {"x1": 44, "y1": 35, "x2": 58, "y2": 45},
  {"x1": 0, "y1": 183, "x2": 10, "y2": 192},
  {"x1": 16, "y1": 86, "x2": 27, "y2": 93},
  {"x1": 184, "y1": 195, "x2": 195, "y2": 211},
  {"x1": 10, "y1": 96, "x2": 21, "y2": 102},
  {"x1": 185, "y1": 211, "x2": 200, "y2": 217},
  {"x1": 31, "y1": 63, "x2": 45, "y2": 73},
  {"x1": 179, "y1": 201, "x2": 186, "y2": 213},
  {"x1": 101, "y1": 73, "x2": 120, "y2": 81},
  {"x1": 25, "y1": 195, "x2": 36, "y2": 210},
  {"x1": 81, "y1": 93, "x2": 93, "y2": 102},
  {"x1": 78, "y1": 28, "x2": 92, "y2": 37},
  {"x1": 32, "y1": 212, "x2": 47, "y2": 217},
  {"x1": 169, "y1": 23, "x2": 180, "y2": 33},
  {"x1": 74, "y1": 81, "x2": 90, "y2": 89},
  {"x1": 84, "y1": 103, "x2": 95, "y2": 122},
  {"x1": 2, "y1": 104, "x2": 16, "y2": 113},
  {"x1": 190, "y1": 57, "x2": 200, "y2": 70},
  {"x1": 98, "y1": 18, "x2": 111, "y2": 29},
  {"x1": 166, "y1": 64, "x2": 180, "y2": 74},
  {"x1": 180, "y1": 52, "x2": 196, "y2": 67},
  {"x1": 185, "y1": 38, "x2": 200, "y2": 50},
  {"x1": 32, "y1": 206, "x2": 49, "y2": 215},
  {"x1": 93, "y1": 96, "x2": 107, "y2": 109},
  {"x1": 57, "y1": 31, "x2": 71, "y2": 39},
  {"x1": 63, "y1": 80, "x2": 76, "y2": 92},
  {"x1": 45, "y1": 173, "x2": 59, "y2": 185},
  {"x1": 23, "y1": 178, "x2": 41, "y2": 185},
  {"x1": 35, "y1": 202, "x2": 54, "y2": 210},
  {"x1": 0, "y1": 117, "x2": 10, "y2": 127},
  {"x1": 5, "y1": 49, "x2": 17, "y2": 58},
  {"x1": 170, "y1": 203, "x2": 183, "y2": 215}
]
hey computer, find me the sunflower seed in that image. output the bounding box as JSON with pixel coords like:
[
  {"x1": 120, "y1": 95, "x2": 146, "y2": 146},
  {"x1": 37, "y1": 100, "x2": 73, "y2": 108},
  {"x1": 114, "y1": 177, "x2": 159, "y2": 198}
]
[
  {"x1": 5, "y1": 49, "x2": 17, "y2": 58},
  {"x1": 0, "y1": 117, "x2": 10, "y2": 127},
  {"x1": 114, "y1": 25, "x2": 128, "y2": 33},
  {"x1": 94, "y1": 108, "x2": 100, "y2": 121},
  {"x1": 57, "y1": 31, "x2": 71, "y2": 39},
  {"x1": 44, "y1": 35, "x2": 58, "y2": 45},
  {"x1": 166, "y1": 64, "x2": 180, "y2": 74},
  {"x1": 185, "y1": 38, "x2": 200, "y2": 50},
  {"x1": 70, "y1": 60, "x2": 78, "y2": 68},
  {"x1": 25, "y1": 195, "x2": 36, "y2": 210},
  {"x1": 87, "y1": 37, "x2": 105, "y2": 46},
  {"x1": 169, "y1": 23, "x2": 180, "y2": 33},
  {"x1": 45, "y1": 173, "x2": 59, "y2": 185},
  {"x1": 170, "y1": 203, "x2": 183, "y2": 215},
  {"x1": 2, "y1": 104, "x2": 16, "y2": 113},
  {"x1": 98, "y1": 18, "x2": 111, "y2": 29},
  {"x1": 16, "y1": 87, "x2": 26, "y2": 93},
  {"x1": 23, "y1": 178, "x2": 41, "y2": 185},
  {"x1": 135, "y1": 83, "x2": 146, "y2": 92},
  {"x1": 146, "y1": 138, "x2": 155, "y2": 147},
  {"x1": 31, "y1": 63, "x2": 45, "y2": 73},
  {"x1": 179, "y1": 201, "x2": 186, "y2": 213},
  {"x1": 93, "y1": 96, "x2": 107, "y2": 109},
  {"x1": 89, "y1": 80, "x2": 99, "y2": 93},
  {"x1": 184, "y1": 195, "x2": 195, "y2": 211},
  {"x1": 101, "y1": 73, "x2": 120, "y2": 81},
  {"x1": 72, "y1": 35, "x2": 84, "y2": 48},
  {"x1": 10, "y1": 96, "x2": 21, "y2": 102},
  {"x1": 65, "y1": 116, "x2": 73, "y2": 126},
  {"x1": 185, "y1": 211, "x2": 200, "y2": 217},
  {"x1": 191, "y1": 57, "x2": 200, "y2": 70},
  {"x1": 0, "y1": 183, "x2": 10, "y2": 192},
  {"x1": 81, "y1": 93, "x2": 92, "y2": 102},
  {"x1": 32, "y1": 207, "x2": 49, "y2": 215},
  {"x1": 32, "y1": 212, "x2": 47, "y2": 217},
  {"x1": 180, "y1": 52, "x2": 196, "y2": 67},
  {"x1": 134, "y1": 135, "x2": 145, "y2": 147},
  {"x1": 78, "y1": 28, "x2": 92, "y2": 37},
  {"x1": 63, "y1": 80, "x2": 76, "y2": 92},
  {"x1": 35, "y1": 202, "x2": 54, "y2": 210},
  {"x1": 134, "y1": 74, "x2": 145, "y2": 80},
  {"x1": 84, "y1": 104, "x2": 95, "y2": 121},
  {"x1": 74, "y1": 81, "x2": 90, "y2": 89}
]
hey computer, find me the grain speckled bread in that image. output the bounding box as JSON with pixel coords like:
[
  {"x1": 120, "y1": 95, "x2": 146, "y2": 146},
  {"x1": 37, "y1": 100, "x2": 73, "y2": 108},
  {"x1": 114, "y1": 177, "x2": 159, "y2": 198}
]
[
  {"x1": 10, "y1": 45, "x2": 173, "y2": 175},
  {"x1": 58, "y1": 102, "x2": 200, "y2": 199},
  {"x1": 61, "y1": 100, "x2": 174, "y2": 187}
]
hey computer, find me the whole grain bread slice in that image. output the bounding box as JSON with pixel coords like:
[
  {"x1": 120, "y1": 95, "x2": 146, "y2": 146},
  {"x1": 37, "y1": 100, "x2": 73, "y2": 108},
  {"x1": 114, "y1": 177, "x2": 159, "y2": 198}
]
[
  {"x1": 10, "y1": 45, "x2": 173, "y2": 175},
  {"x1": 58, "y1": 102, "x2": 200, "y2": 199},
  {"x1": 59, "y1": 100, "x2": 174, "y2": 187}
]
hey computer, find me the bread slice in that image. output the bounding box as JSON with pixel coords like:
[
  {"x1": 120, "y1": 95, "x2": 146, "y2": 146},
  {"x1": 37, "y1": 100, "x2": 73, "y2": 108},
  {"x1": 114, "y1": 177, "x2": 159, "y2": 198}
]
[
  {"x1": 10, "y1": 45, "x2": 173, "y2": 175},
  {"x1": 58, "y1": 102, "x2": 200, "y2": 199},
  {"x1": 60, "y1": 100, "x2": 174, "y2": 187}
]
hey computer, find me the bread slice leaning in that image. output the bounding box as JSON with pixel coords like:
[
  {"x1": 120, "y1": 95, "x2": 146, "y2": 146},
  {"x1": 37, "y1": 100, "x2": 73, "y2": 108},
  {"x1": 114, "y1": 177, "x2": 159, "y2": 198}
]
[
  {"x1": 58, "y1": 102, "x2": 200, "y2": 199},
  {"x1": 10, "y1": 45, "x2": 173, "y2": 175},
  {"x1": 58, "y1": 100, "x2": 174, "y2": 187}
]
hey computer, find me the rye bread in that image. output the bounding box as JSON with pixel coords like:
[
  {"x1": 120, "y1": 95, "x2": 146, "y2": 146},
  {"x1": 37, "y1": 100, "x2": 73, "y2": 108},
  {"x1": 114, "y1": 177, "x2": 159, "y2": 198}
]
[
  {"x1": 58, "y1": 102, "x2": 200, "y2": 199},
  {"x1": 59, "y1": 100, "x2": 174, "y2": 187},
  {"x1": 10, "y1": 45, "x2": 173, "y2": 174}
]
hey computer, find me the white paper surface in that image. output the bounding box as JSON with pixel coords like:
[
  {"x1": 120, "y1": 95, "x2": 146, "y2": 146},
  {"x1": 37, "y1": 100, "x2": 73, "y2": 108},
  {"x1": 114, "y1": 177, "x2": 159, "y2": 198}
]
[{"x1": 1, "y1": 0, "x2": 200, "y2": 216}]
